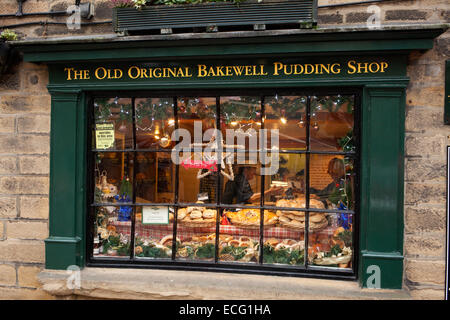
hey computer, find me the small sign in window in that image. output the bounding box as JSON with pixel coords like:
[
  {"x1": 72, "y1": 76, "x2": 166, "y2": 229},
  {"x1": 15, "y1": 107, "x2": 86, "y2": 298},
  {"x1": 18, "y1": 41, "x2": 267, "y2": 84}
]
[
  {"x1": 95, "y1": 123, "x2": 115, "y2": 149},
  {"x1": 142, "y1": 206, "x2": 169, "y2": 225}
]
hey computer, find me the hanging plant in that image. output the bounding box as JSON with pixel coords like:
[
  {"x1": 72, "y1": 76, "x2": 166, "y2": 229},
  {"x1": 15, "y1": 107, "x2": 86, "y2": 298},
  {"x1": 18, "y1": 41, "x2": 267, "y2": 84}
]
[
  {"x1": 311, "y1": 95, "x2": 354, "y2": 113},
  {"x1": 135, "y1": 98, "x2": 173, "y2": 124},
  {"x1": 265, "y1": 96, "x2": 306, "y2": 119},
  {"x1": 220, "y1": 97, "x2": 259, "y2": 124},
  {"x1": 1, "y1": 29, "x2": 18, "y2": 41}
]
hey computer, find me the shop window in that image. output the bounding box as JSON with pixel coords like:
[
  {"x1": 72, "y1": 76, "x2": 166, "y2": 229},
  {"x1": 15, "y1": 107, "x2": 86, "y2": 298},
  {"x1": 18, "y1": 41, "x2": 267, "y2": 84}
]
[{"x1": 88, "y1": 92, "x2": 358, "y2": 276}]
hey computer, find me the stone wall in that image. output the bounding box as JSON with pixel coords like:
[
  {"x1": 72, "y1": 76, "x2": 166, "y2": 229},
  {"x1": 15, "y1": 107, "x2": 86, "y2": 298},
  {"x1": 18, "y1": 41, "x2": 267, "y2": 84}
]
[
  {"x1": 0, "y1": 60, "x2": 53, "y2": 298},
  {"x1": 0, "y1": 0, "x2": 449, "y2": 299},
  {"x1": 317, "y1": 0, "x2": 450, "y2": 301}
]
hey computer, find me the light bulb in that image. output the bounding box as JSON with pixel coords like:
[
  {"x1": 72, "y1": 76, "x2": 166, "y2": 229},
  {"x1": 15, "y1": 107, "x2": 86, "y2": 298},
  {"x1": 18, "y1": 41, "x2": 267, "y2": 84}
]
[
  {"x1": 230, "y1": 121, "x2": 238, "y2": 126},
  {"x1": 280, "y1": 117, "x2": 287, "y2": 125},
  {"x1": 313, "y1": 122, "x2": 319, "y2": 131},
  {"x1": 168, "y1": 119, "x2": 175, "y2": 126},
  {"x1": 298, "y1": 120, "x2": 305, "y2": 128},
  {"x1": 159, "y1": 134, "x2": 171, "y2": 148}
]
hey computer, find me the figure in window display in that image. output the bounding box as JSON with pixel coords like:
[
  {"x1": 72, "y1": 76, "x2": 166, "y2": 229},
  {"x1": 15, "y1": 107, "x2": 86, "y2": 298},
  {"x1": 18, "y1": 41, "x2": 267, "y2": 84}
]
[
  {"x1": 311, "y1": 158, "x2": 352, "y2": 210},
  {"x1": 222, "y1": 166, "x2": 283, "y2": 204},
  {"x1": 285, "y1": 169, "x2": 306, "y2": 197}
]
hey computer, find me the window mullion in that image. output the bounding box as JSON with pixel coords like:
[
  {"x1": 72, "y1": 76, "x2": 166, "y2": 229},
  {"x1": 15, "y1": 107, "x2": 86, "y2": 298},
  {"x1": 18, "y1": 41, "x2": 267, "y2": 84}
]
[
  {"x1": 129, "y1": 97, "x2": 137, "y2": 260},
  {"x1": 304, "y1": 95, "x2": 311, "y2": 270},
  {"x1": 171, "y1": 96, "x2": 179, "y2": 261},
  {"x1": 258, "y1": 96, "x2": 265, "y2": 265}
]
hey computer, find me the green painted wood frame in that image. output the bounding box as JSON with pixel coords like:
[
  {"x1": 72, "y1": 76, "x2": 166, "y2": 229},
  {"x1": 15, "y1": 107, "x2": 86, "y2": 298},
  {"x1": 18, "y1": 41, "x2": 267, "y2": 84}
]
[
  {"x1": 45, "y1": 76, "x2": 407, "y2": 289},
  {"x1": 15, "y1": 27, "x2": 446, "y2": 289}
]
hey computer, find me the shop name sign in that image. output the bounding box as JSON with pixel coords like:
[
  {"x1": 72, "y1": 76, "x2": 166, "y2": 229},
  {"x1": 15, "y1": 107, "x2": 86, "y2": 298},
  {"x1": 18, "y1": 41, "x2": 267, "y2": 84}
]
[{"x1": 63, "y1": 59, "x2": 390, "y2": 81}]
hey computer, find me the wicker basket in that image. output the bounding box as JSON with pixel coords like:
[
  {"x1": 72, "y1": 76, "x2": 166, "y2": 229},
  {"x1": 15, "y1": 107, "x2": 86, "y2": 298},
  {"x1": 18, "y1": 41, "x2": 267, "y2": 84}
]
[
  {"x1": 179, "y1": 218, "x2": 216, "y2": 228},
  {"x1": 230, "y1": 220, "x2": 277, "y2": 229},
  {"x1": 279, "y1": 219, "x2": 328, "y2": 232}
]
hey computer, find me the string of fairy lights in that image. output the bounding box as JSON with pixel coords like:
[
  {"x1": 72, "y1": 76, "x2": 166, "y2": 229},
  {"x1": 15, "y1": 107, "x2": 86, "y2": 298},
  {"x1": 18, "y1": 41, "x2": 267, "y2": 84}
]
[{"x1": 94, "y1": 95, "x2": 354, "y2": 148}]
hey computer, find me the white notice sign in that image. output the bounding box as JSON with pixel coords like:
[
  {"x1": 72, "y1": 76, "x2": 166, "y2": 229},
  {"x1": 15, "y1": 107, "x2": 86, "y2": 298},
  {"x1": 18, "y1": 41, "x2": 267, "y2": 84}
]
[{"x1": 142, "y1": 206, "x2": 169, "y2": 225}]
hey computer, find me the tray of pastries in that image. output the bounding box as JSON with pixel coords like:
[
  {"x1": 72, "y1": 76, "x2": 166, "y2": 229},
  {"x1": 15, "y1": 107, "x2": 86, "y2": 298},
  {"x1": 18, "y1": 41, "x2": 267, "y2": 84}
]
[
  {"x1": 225, "y1": 208, "x2": 278, "y2": 229},
  {"x1": 177, "y1": 202, "x2": 217, "y2": 228},
  {"x1": 275, "y1": 198, "x2": 328, "y2": 231}
]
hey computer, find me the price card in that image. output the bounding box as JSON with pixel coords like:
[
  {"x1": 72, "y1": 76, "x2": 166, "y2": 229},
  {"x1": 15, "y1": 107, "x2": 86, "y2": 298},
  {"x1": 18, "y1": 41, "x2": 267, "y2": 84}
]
[
  {"x1": 142, "y1": 206, "x2": 169, "y2": 225},
  {"x1": 95, "y1": 123, "x2": 115, "y2": 149}
]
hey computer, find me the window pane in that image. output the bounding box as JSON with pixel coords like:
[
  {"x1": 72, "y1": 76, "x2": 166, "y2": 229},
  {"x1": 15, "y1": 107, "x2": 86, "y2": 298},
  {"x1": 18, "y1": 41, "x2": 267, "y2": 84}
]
[
  {"x1": 264, "y1": 153, "x2": 306, "y2": 206},
  {"x1": 309, "y1": 155, "x2": 355, "y2": 210},
  {"x1": 310, "y1": 95, "x2": 354, "y2": 151},
  {"x1": 308, "y1": 213, "x2": 354, "y2": 269},
  {"x1": 177, "y1": 97, "x2": 217, "y2": 145},
  {"x1": 264, "y1": 95, "x2": 307, "y2": 150},
  {"x1": 135, "y1": 152, "x2": 174, "y2": 203},
  {"x1": 176, "y1": 205, "x2": 218, "y2": 262},
  {"x1": 263, "y1": 224, "x2": 305, "y2": 266},
  {"x1": 220, "y1": 96, "x2": 261, "y2": 150},
  {"x1": 221, "y1": 163, "x2": 261, "y2": 205},
  {"x1": 94, "y1": 152, "x2": 133, "y2": 204},
  {"x1": 219, "y1": 208, "x2": 262, "y2": 264},
  {"x1": 134, "y1": 206, "x2": 174, "y2": 259},
  {"x1": 94, "y1": 98, "x2": 133, "y2": 150},
  {"x1": 135, "y1": 98, "x2": 175, "y2": 150},
  {"x1": 93, "y1": 206, "x2": 132, "y2": 258},
  {"x1": 179, "y1": 164, "x2": 218, "y2": 204}
]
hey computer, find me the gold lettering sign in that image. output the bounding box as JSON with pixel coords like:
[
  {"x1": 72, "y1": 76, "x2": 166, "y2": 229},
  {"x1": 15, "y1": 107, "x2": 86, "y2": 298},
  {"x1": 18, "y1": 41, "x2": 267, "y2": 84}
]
[{"x1": 63, "y1": 60, "x2": 390, "y2": 81}]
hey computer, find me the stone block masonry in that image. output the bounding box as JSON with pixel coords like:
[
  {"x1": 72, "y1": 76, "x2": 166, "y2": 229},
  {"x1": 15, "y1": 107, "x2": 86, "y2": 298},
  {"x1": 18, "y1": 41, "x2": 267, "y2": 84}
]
[{"x1": 0, "y1": 60, "x2": 50, "y2": 297}]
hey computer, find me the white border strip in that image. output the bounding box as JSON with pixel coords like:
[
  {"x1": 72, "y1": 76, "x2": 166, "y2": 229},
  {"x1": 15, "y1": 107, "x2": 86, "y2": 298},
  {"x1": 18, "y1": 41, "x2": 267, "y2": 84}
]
[{"x1": 446, "y1": 146, "x2": 449, "y2": 300}]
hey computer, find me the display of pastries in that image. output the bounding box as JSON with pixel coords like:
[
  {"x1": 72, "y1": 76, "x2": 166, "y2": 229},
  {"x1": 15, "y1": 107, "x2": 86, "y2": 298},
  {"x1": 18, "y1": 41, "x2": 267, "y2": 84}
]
[
  {"x1": 177, "y1": 202, "x2": 217, "y2": 227},
  {"x1": 225, "y1": 209, "x2": 278, "y2": 229},
  {"x1": 275, "y1": 198, "x2": 328, "y2": 231}
]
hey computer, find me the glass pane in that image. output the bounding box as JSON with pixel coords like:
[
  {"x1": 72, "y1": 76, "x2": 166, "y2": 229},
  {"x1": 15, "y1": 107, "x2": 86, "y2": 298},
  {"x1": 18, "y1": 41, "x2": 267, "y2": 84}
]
[
  {"x1": 310, "y1": 95, "x2": 355, "y2": 151},
  {"x1": 264, "y1": 95, "x2": 307, "y2": 150},
  {"x1": 135, "y1": 152, "x2": 174, "y2": 203},
  {"x1": 265, "y1": 153, "x2": 306, "y2": 206},
  {"x1": 309, "y1": 155, "x2": 355, "y2": 210},
  {"x1": 263, "y1": 223, "x2": 305, "y2": 266},
  {"x1": 176, "y1": 205, "x2": 218, "y2": 261},
  {"x1": 94, "y1": 152, "x2": 133, "y2": 204},
  {"x1": 135, "y1": 98, "x2": 175, "y2": 149},
  {"x1": 134, "y1": 206, "x2": 174, "y2": 259},
  {"x1": 179, "y1": 164, "x2": 218, "y2": 204},
  {"x1": 177, "y1": 97, "x2": 217, "y2": 145},
  {"x1": 219, "y1": 208, "x2": 262, "y2": 263},
  {"x1": 308, "y1": 213, "x2": 353, "y2": 269},
  {"x1": 220, "y1": 96, "x2": 261, "y2": 150},
  {"x1": 94, "y1": 97, "x2": 133, "y2": 150},
  {"x1": 93, "y1": 206, "x2": 132, "y2": 258},
  {"x1": 221, "y1": 164, "x2": 261, "y2": 205}
]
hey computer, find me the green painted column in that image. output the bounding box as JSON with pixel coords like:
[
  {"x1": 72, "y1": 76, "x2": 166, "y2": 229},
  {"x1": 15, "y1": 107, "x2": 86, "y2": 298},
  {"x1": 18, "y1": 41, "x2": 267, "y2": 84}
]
[
  {"x1": 45, "y1": 89, "x2": 86, "y2": 269},
  {"x1": 359, "y1": 85, "x2": 406, "y2": 289}
]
